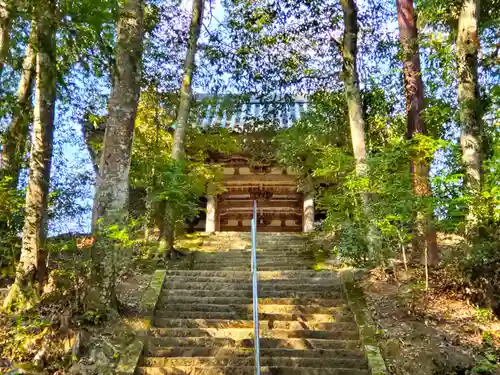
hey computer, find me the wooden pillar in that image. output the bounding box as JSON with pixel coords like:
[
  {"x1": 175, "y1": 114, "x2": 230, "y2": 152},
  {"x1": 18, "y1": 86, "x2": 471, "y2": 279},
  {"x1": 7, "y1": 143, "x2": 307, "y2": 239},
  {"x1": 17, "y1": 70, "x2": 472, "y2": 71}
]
[
  {"x1": 303, "y1": 191, "x2": 314, "y2": 232},
  {"x1": 206, "y1": 194, "x2": 217, "y2": 232}
]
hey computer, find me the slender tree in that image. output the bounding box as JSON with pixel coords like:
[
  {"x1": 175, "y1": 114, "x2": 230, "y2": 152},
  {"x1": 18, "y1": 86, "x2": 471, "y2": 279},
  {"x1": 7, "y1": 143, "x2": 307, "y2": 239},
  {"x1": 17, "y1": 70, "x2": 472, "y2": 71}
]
[
  {"x1": 341, "y1": 0, "x2": 367, "y2": 180},
  {"x1": 339, "y1": 0, "x2": 377, "y2": 254},
  {"x1": 89, "y1": 0, "x2": 144, "y2": 312},
  {"x1": 144, "y1": 97, "x2": 160, "y2": 245},
  {"x1": 457, "y1": 0, "x2": 482, "y2": 215},
  {"x1": 0, "y1": 0, "x2": 11, "y2": 76},
  {"x1": 396, "y1": 0, "x2": 439, "y2": 265},
  {"x1": 171, "y1": 0, "x2": 204, "y2": 160},
  {"x1": 159, "y1": 0, "x2": 204, "y2": 255},
  {"x1": 1, "y1": 24, "x2": 36, "y2": 187},
  {"x1": 3, "y1": 1, "x2": 57, "y2": 310}
]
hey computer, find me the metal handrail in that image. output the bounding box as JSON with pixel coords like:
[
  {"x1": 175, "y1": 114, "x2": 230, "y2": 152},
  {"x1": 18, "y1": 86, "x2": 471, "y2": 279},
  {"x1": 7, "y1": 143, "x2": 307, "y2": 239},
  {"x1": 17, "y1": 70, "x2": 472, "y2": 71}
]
[{"x1": 251, "y1": 200, "x2": 261, "y2": 375}]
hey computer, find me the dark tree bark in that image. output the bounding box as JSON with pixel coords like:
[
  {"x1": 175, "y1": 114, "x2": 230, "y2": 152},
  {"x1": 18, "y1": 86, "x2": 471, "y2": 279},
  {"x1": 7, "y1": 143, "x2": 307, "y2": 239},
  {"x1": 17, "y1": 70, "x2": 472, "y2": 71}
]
[
  {"x1": 457, "y1": 0, "x2": 482, "y2": 226},
  {"x1": 89, "y1": 0, "x2": 144, "y2": 313},
  {"x1": 1, "y1": 24, "x2": 36, "y2": 187},
  {"x1": 3, "y1": 2, "x2": 57, "y2": 310},
  {"x1": 396, "y1": 0, "x2": 439, "y2": 265}
]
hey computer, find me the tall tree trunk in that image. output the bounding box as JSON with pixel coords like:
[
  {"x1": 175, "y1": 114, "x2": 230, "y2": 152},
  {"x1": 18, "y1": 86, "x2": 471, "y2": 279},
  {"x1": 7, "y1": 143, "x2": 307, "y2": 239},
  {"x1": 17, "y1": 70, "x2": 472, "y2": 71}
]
[
  {"x1": 457, "y1": 0, "x2": 482, "y2": 224},
  {"x1": 144, "y1": 103, "x2": 160, "y2": 247},
  {"x1": 341, "y1": 0, "x2": 367, "y2": 178},
  {"x1": 396, "y1": 0, "x2": 439, "y2": 265},
  {"x1": 340, "y1": 0, "x2": 376, "y2": 255},
  {"x1": 160, "y1": 0, "x2": 204, "y2": 256},
  {"x1": 89, "y1": 0, "x2": 144, "y2": 313},
  {"x1": 1, "y1": 24, "x2": 36, "y2": 187},
  {"x1": 3, "y1": 2, "x2": 57, "y2": 311},
  {"x1": 171, "y1": 0, "x2": 204, "y2": 160},
  {"x1": 0, "y1": 0, "x2": 11, "y2": 77}
]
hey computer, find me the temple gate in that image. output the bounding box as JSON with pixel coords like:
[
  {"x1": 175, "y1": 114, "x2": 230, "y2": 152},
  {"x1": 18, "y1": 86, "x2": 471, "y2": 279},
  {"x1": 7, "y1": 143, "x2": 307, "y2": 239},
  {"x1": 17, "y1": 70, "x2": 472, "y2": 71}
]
[{"x1": 192, "y1": 96, "x2": 315, "y2": 233}]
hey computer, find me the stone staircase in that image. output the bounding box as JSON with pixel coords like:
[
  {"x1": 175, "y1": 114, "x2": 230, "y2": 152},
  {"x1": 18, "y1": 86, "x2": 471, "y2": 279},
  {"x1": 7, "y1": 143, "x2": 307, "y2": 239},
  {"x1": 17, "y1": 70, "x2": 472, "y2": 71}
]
[{"x1": 136, "y1": 232, "x2": 371, "y2": 375}]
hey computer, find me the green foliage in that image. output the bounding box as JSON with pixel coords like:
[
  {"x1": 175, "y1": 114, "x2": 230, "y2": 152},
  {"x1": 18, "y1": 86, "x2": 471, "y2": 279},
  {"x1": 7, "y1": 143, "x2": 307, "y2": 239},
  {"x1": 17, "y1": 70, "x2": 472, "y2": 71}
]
[
  {"x1": 0, "y1": 179, "x2": 24, "y2": 276},
  {"x1": 475, "y1": 306, "x2": 495, "y2": 323},
  {"x1": 362, "y1": 86, "x2": 406, "y2": 149},
  {"x1": 276, "y1": 91, "x2": 351, "y2": 176},
  {"x1": 80, "y1": 309, "x2": 105, "y2": 325},
  {"x1": 157, "y1": 160, "x2": 205, "y2": 230},
  {"x1": 439, "y1": 134, "x2": 500, "y2": 267},
  {"x1": 0, "y1": 314, "x2": 51, "y2": 362},
  {"x1": 235, "y1": 119, "x2": 280, "y2": 166},
  {"x1": 471, "y1": 331, "x2": 500, "y2": 374},
  {"x1": 129, "y1": 91, "x2": 241, "y2": 242},
  {"x1": 275, "y1": 87, "x2": 455, "y2": 266},
  {"x1": 187, "y1": 125, "x2": 241, "y2": 163}
]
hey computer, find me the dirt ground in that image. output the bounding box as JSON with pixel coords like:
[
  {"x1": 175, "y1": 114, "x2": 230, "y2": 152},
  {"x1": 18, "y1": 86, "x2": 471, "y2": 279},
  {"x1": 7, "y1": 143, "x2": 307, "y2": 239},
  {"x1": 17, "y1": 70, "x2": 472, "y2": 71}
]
[
  {"x1": 0, "y1": 256, "x2": 158, "y2": 375},
  {"x1": 362, "y1": 263, "x2": 500, "y2": 375}
]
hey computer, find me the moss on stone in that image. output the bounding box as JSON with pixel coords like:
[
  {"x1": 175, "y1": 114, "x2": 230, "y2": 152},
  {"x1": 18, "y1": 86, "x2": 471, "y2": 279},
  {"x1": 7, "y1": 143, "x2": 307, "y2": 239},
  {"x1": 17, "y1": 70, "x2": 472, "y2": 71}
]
[
  {"x1": 115, "y1": 340, "x2": 143, "y2": 375},
  {"x1": 139, "y1": 269, "x2": 166, "y2": 329},
  {"x1": 341, "y1": 269, "x2": 389, "y2": 375}
]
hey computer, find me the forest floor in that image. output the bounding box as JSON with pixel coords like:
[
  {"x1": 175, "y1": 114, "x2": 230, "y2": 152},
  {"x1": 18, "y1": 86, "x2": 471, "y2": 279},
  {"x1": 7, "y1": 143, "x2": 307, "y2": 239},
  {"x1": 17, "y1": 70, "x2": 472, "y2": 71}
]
[
  {"x1": 0, "y1": 249, "x2": 159, "y2": 375},
  {"x1": 360, "y1": 235, "x2": 500, "y2": 375}
]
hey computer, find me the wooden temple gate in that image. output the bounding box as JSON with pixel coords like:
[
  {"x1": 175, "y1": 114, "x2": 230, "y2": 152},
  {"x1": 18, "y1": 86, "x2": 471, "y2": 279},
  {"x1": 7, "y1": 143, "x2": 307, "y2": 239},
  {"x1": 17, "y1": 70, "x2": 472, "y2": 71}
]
[
  {"x1": 193, "y1": 162, "x2": 314, "y2": 233},
  {"x1": 192, "y1": 96, "x2": 314, "y2": 233}
]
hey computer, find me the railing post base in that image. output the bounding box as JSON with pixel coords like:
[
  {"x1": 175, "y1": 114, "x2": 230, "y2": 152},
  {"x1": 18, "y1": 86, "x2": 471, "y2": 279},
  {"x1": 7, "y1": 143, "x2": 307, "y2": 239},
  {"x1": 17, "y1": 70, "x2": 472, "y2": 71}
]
[{"x1": 251, "y1": 200, "x2": 260, "y2": 375}]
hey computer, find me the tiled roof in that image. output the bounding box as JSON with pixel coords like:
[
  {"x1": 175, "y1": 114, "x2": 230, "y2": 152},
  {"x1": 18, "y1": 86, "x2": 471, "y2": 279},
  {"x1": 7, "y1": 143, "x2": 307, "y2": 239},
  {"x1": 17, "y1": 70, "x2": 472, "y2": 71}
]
[{"x1": 195, "y1": 96, "x2": 309, "y2": 129}]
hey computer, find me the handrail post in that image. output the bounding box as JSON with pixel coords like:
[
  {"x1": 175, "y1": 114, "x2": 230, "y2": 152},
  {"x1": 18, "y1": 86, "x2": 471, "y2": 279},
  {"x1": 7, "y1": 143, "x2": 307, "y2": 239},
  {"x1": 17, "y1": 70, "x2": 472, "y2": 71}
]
[{"x1": 251, "y1": 200, "x2": 260, "y2": 375}]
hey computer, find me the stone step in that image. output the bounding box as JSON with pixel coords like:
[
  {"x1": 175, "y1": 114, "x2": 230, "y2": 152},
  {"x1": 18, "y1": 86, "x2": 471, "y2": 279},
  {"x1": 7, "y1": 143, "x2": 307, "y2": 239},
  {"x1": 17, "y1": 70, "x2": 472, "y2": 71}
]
[
  {"x1": 146, "y1": 337, "x2": 362, "y2": 351},
  {"x1": 154, "y1": 310, "x2": 349, "y2": 321},
  {"x1": 165, "y1": 270, "x2": 338, "y2": 278},
  {"x1": 189, "y1": 265, "x2": 316, "y2": 271},
  {"x1": 199, "y1": 237, "x2": 308, "y2": 243},
  {"x1": 136, "y1": 366, "x2": 371, "y2": 375},
  {"x1": 143, "y1": 346, "x2": 365, "y2": 360},
  {"x1": 161, "y1": 278, "x2": 342, "y2": 288},
  {"x1": 152, "y1": 318, "x2": 357, "y2": 330},
  {"x1": 198, "y1": 243, "x2": 311, "y2": 250},
  {"x1": 137, "y1": 235, "x2": 370, "y2": 375},
  {"x1": 194, "y1": 251, "x2": 313, "y2": 258},
  {"x1": 192, "y1": 258, "x2": 316, "y2": 266},
  {"x1": 160, "y1": 289, "x2": 344, "y2": 299},
  {"x1": 190, "y1": 258, "x2": 314, "y2": 264},
  {"x1": 167, "y1": 270, "x2": 340, "y2": 280},
  {"x1": 193, "y1": 254, "x2": 310, "y2": 258},
  {"x1": 157, "y1": 296, "x2": 345, "y2": 307},
  {"x1": 140, "y1": 356, "x2": 367, "y2": 369},
  {"x1": 201, "y1": 243, "x2": 313, "y2": 248},
  {"x1": 203, "y1": 234, "x2": 309, "y2": 239},
  {"x1": 194, "y1": 248, "x2": 311, "y2": 254},
  {"x1": 201, "y1": 262, "x2": 319, "y2": 268},
  {"x1": 189, "y1": 263, "x2": 317, "y2": 270},
  {"x1": 163, "y1": 282, "x2": 341, "y2": 292},
  {"x1": 149, "y1": 327, "x2": 360, "y2": 341},
  {"x1": 203, "y1": 231, "x2": 308, "y2": 239},
  {"x1": 164, "y1": 276, "x2": 340, "y2": 284},
  {"x1": 227, "y1": 243, "x2": 312, "y2": 247},
  {"x1": 197, "y1": 247, "x2": 312, "y2": 251},
  {"x1": 202, "y1": 235, "x2": 307, "y2": 238},
  {"x1": 155, "y1": 303, "x2": 345, "y2": 315}
]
